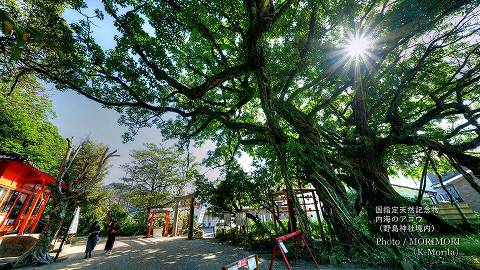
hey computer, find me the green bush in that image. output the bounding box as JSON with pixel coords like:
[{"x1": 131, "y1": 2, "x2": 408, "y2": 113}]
[
  {"x1": 94, "y1": 204, "x2": 149, "y2": 236},
  {"x1": 214, "y1": 220, "x2": 279, "y2": 251},
  {"x1": 76, "y1": 206, "x2": 106, "y2": 237}
]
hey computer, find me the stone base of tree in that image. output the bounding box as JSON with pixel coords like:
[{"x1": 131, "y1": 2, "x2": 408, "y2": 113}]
[{"x1": 0, "y1": 236, "x2": 37, "y2": 258}]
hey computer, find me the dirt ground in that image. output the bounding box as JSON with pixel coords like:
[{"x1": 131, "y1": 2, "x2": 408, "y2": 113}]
[{"x1": 18, "y1": 236, "x2": 396, "y2": 270}]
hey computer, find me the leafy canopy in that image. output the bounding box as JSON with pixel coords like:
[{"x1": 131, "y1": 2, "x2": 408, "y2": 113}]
[
  {"x1": 120, "y1": 143, "x2": 195, "y2": 208},
  {"x1": 0, "y1": 79, "x2": 65, "y2": 174}
]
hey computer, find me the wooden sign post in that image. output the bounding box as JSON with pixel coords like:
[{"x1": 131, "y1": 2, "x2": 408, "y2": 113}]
[
  {"x1": 222, "y1": 254, "x2": 259, "y2": 270},
  {"x1": 269, "y1": 230, "x2": 318, "y2": 270}
]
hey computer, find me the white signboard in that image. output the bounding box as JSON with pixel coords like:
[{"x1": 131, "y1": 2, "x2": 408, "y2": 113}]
[
  {"x1": 198, "y1": 204, "x2": 207, "y2": 224},
  {"x1": 247, "y1": 257, "x2": 257, "y2": 270},
  {"x1": 279, "y1": 241, "x2": 288, "y2": 253},
  {"x1": 68, "y1": 207, "x2": 80, "y2": 234}
]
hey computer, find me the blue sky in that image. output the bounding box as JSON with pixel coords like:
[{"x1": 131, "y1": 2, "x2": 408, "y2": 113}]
[{"x1": 48, "y1": 1, "x2": 223, "y2": 183}]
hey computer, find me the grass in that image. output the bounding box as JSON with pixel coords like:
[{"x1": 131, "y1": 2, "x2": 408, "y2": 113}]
[
  {"x1": 414, "y1": 233, "x2": 480, "y2": 256},
  {"x1": 216, "y1": 220, "x2": 480, "y2": 269},
  {"x1": 400, "y1": 233, "x2": 480, "y2": 269},
  {"x1": 308, "y1": 232, "x2": 480, "y2": 270}
]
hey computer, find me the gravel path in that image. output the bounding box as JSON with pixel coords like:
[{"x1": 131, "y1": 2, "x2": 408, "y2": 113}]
[{"x1": 31, "y1": 236, "x2": 394, "y2": 270}]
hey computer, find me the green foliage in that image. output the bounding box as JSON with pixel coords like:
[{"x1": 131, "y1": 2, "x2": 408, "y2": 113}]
[
  {"x1": 6, "y1": 0, "x2": 480, "y2": 254},
  {"x1": 63, "y1": 140, "x2": 114, "y2": 236},
  {"x1": 413, "y1": 234, "x2": 480, "y2": 257},
  {"x1": 104, "y1": 182, "x2": 133, "y2": 209},
  {"x1": 76, "y1": 201, "x2": 149, "y2": 237},
  {"x1": 61, "y1": 139, "x2": 112, "y2": 203},
  {"x1": 104, "y1": 204, "x2": 147, "y2": 236},
  {"x1": 0, "y1": 0, "x2": 80, "y2": 83},
  {"x1": 78, "y1": 187, "x2": 110, "y2": 236},
  {"x1": 120, "y1": 143, "x2": 194, "y2": 209},
  {"x1": 0, "y1": 80, "x2": 65, "y2": 174},
  {"x1": 409, "y1": 244, "x2": 480, "y2": 270},
  {"x1": 126, "y1": 210, "x2": 149, "y2": 236},
  {"x1": 196, "y1": 164, "x2": 249, "y2": 213},
  {"x1": 196, "y1": 162, "x2": 282, "y2": 216},
  {"x1": 214, "y1": 226, "x2": 255, "y2": 247},
  {"x1": 308, "y1": 220, "x2": 329, "y2": 241}
]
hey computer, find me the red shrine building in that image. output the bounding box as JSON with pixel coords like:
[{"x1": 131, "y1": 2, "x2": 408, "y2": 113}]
[{"x1": 0, "y1": 155, "x2": 56, "y2": 235}]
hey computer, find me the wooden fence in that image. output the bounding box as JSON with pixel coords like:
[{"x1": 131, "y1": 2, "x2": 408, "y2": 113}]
[{"x1": 437, "y1": 202, "x2": 480, "y2": 225}]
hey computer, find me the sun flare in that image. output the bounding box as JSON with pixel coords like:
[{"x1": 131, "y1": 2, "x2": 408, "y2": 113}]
[{"x1": 345, "y1": 35, "x2": 370, "y2": 60}]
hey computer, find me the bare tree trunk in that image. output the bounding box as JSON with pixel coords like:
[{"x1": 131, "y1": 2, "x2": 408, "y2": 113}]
[
  {"x1": 13, "y1": 199, "x2": 68, "y2": 268},
  {"x1": 7, "y1": 139, "x2": 117, "y2": 269}
]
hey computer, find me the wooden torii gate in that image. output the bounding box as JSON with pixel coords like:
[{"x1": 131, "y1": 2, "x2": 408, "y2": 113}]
[
  {"x1": 147, "y1": 207, "x2": 172, "y2": 238},
  {"x1": 270, "y1": 189, "x2": 325, "y2": 241},
  {"x1": 172, "y1": 193, "x2": 196, "y2": 240}
]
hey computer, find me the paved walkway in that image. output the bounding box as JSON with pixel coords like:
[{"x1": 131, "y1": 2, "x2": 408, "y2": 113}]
[{"x1": 32, "y1": 236, "x2": 393, "y2": 270}]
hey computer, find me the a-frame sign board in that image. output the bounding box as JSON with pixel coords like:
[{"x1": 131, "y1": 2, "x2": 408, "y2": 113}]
[
  {"x1": 269, "y1": 230, "x2": 318, "y2": 270},
  {"x1": 222, "y1": 254, "x2": 259, "y2": 270}
]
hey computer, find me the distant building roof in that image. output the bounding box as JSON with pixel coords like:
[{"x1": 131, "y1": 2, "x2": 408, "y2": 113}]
[
  {"x1": 390, "y1": 177, "x2": 436, "y2": 193},
  {"x1": 426, "y1": 167, "x2": 471, "y2": 188},
  {"x1": 427, "y1": 171, "x2": 459, "y2": 185}
]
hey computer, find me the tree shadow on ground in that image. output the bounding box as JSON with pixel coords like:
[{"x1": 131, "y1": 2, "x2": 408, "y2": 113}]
[{"x1": 30, "y1": 237, "x2": 395, "y2": 270}]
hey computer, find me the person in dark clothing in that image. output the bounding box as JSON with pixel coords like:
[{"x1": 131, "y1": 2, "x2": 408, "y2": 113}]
[
  {"x1": 104, "y1": 219, "x2": 119, "y2": 255},
  {"x1": 85, "y1": 221, "x2": 100, "y2": 259}
]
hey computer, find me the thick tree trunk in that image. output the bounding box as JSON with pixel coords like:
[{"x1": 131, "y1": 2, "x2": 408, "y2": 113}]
[
  {"x1": 351, "y1": 148, "x2": 403, "y2": 230},
  {"x1": 250, "y1": 28, "x2": 312, "y2": 239},
  {"x1": 298, "y1": 146, "x2": 372, "y2": 247},
  {"x1": 273, "y1": 85, "x2": 460, "y2": 245},
  {"x1": 13, "y1": 199, "x2": 68, "y2": 268},
  {"x1": 273, "y1": 144, "x2": 312, "y2": 239},
  {"x1": 310, "y1": 178, "x2": 371, "y2": 246},
  {"x1": 351, "y1": 147, "x2": 460, "y2": 234},
  {"x1": 273, "y1": 100, "x2": 372, "y2": 246}
]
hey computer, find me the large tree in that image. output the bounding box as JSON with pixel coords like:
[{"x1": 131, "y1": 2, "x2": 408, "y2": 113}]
[
  {"x1": 196, "y1": 160, "x2": 288, "y2": 235},
  {"x1": 120, "y1": 144, "x2": 194, "y2": 209},
  {"x1": 0, "y1": 0, "x2": 84, "y2": 84},
  {"x1": 11, "y1": 139, "x2": 117, "y2": 268},
  {"x1": 8, "y1": 0, "x2": 480, "y2": 247},
  {"x1": 0, "y1": 79, "x2": 65, "y2": 174}
]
